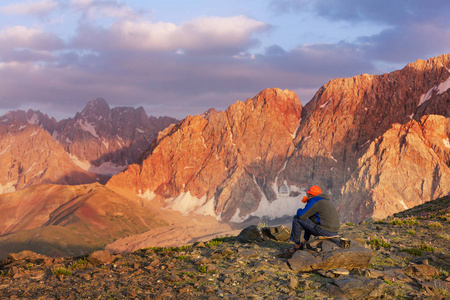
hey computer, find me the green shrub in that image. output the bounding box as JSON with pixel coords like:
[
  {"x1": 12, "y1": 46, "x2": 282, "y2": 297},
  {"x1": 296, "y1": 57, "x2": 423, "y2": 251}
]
[
  {"x1": 176, "y1": 255, "x2": 189, "y2": 261},
  {"x1": 388, "y1": 218, "x2": 404, "y2": 226},
  {"x1": 407, "y1": 230, "x2": 416, "y2": 235},
  {"x1": 437, "y1": 233, "x2": 450, "y2": 240},
  {"x1": 368, "y1": 236, "x2": 391, "y2": 249},
  {"x1": 419, "y1": 243, "x2": 435, "y2": 252},
  {"x1": 400, "y1": 248, "x2": 423, "y2": 256},
  {"x1": 206, "y1": 240, "x2": 223, "y2": 247},
  {"x1": 440, "y1": 268, "x2": 449, "y2": 278},
  {"x1": 403, "y1": 218, "x2": 420, "y2": 225},
  {"x1": 69, "y1": 258, "x2": 88, "y2": 270},
  {"x1": 53, "y1": 267, "x2": 72, "y2": 276},
  {"x1": 426, "y1": 221, "x2": 443, "y2": 228},
  {"x1": 197, "y1": 265, "x2": 208, "y2": 273}
]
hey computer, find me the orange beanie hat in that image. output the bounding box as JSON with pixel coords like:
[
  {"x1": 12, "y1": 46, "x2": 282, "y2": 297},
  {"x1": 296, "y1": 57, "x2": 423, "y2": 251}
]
[{"x1": 307, "y1": 185, "x2": 321, "y2": 196}]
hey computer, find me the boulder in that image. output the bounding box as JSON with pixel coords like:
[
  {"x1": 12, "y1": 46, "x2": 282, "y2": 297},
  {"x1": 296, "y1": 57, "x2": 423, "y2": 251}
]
[
  {"x1": 288, "y1": 238, "x2": 372, "y2": 272},
  {"x1": 236, "y1": 225, "x2": 267, "y2": 243},
  {"x1": 87, "y1": 250, "x2": 112, "y2": 265},
  {"x1": 261, "y1": 225, "x2": 291, "y2": 242}
]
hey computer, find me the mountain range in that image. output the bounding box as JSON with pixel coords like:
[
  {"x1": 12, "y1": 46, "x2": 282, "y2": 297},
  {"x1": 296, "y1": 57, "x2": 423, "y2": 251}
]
[
  {"x1": 0, "y1": 53, "x2": 449, "y2": 257},
  {"x1": 0, "y1": 99, "x2": 178, "y2": 193},
  {"x1": 108, "y1": 54, "x2": 450, "y2": 223}
]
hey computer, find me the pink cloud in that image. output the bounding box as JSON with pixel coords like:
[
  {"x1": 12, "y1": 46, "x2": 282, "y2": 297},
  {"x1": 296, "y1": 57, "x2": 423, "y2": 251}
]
[
  {"x1": 74, "y1": 15, "x2": 268, "y2": 52},
  {"x1": 0, "y1": 0, "x2": 57, "y2": 16}
]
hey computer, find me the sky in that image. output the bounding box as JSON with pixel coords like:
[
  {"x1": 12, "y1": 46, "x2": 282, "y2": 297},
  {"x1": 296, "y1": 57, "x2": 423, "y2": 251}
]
[{"x1": 0, "y1": 0, "x2": 450, "y2": 120}]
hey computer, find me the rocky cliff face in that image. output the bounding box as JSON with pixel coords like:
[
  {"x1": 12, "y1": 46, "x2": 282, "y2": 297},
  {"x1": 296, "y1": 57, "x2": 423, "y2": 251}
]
[
  {"x1": 108, "y1": 54, "x2": 450, "y2": 223},
  {"x1": 338, "y1": 115, "x2": 450, "y2": 222},
  {"x1": 0, "y1": 124, "x2": 97, "y2": 194},
  {"x1": 0, "y1": 109, "x2": 58, "y2": 133},
  {"x1": 279, "y1": 53, "x2": 450, "y2": 222},
  {"x1": 107, "y1": 88, "x2": 303, "y2": 221}
]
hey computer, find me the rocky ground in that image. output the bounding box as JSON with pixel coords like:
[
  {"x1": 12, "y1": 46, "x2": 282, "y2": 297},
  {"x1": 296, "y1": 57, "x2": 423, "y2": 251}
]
[{"x1": 0, "y1": 196, "x2": 449, "y2": 299}]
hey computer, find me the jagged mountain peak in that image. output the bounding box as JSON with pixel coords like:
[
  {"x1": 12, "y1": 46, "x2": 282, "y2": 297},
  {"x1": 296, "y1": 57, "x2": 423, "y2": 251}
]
[{"x1": 80, "y1": 98, "x2": 111, "y2": 119}]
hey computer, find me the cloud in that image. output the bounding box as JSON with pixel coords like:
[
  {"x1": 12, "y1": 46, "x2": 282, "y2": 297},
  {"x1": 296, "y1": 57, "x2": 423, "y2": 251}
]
[
  {"x1": 269, "y1": 0, "x2": 450, "y2": 65},
  {"x1": 71, "y1": 0, "x2": 149, "y2": 20},
  {"x1": 0, "y1": 0, "x2": 58, "y2": 16},
  {"x1": 73, "y1": 15, "x2": 268, "y2": 53},
  {"x1": 0, "y1": 26, "x2": 64, "y2": 62},
  {"x1": 270, "y1": 0, "x2": 450, "y2": 26},
  {"x1": 1, "y1": 1, "x2": 449, "y2": 121},
  {"x1": 359, "y1": 24, "x2": 450, "y2": 63}
]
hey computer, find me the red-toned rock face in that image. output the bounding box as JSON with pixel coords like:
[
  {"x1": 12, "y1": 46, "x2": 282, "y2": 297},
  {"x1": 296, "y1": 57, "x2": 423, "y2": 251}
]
[
  {"x1": 109, "y1": 54, "x2": 450, "y2": 223},
  {"x1": 338, "y1": 115, "x2": 450, "y2": 222},
  {"x1": 280, "y1": 53, "x2": 450, "y2": 222},
  {"x1": 0, "y1": 124, "x2": 97, "y2": 193},
  {"x1": 107, "y1": 88, "x2": 303, "y2": 221}
]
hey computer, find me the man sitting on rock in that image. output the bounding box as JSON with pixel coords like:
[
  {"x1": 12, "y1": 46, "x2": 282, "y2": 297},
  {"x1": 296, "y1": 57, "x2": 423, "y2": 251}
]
[{"x1": 288, "y1": 185, "x2": 340, "y2": 252}]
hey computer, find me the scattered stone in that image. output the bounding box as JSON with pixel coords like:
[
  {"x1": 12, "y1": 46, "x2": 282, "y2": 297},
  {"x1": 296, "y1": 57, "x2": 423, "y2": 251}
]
[
  {"x1": 87, "y1": 250, "x2": 112, "y2": 265},
  {"x1": 0, "y1": 214, "x2": 448, "y2": 300},
  {"x1": 331, "y1": 268, "x2": 350, "y2": 276},
  {"x1": 236, "y1": 225, "x2": 266, "y2": 243},
  {"x1": 195, "y1": 242, "x2": 206, "y2": 248},
  {"x1": 320, "y1": 276, "x2": 386, "y2": 298},
  {"x1": 403, "y1": 263, "x2": 440, "y2": 279},
  {"x1": 5, "y1": 266, "x2": 20, "y2": 278},
  {"x1": 288, "y1": 277, "x2": 298, "y2": 290},
  {"x1": 8, "y1": 250, "x2": 47, "y2": 262},
  {"x1": 194, "y1": 257, "x2": 210, "y2": 265}
]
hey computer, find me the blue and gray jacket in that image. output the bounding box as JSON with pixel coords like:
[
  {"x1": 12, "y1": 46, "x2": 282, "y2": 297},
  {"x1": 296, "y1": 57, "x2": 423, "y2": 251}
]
[{"x1": 296, "y1": 193, "x2": 340, "y2": 232}]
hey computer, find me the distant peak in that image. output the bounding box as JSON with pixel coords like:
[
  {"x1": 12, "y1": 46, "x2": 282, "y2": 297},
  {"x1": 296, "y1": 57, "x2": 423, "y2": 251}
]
[
  {"x1": 87, "y1": 98, "x2": 109, "y2": 109},
  {"x1": 81, "y1": 98, "x2": 111, "y2": 117}
]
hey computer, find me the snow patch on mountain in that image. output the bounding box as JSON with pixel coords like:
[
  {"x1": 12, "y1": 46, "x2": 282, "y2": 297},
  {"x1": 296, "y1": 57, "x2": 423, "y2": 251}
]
[
  {"x1": 0, "y1": 181, "x2": 16, "y2": 194},
  {"x1": 228, "y1": 190, "x2": 305, "y2": 222},
  {"x1": 437, "y1": 75, "x2": 450, "y2": 94},
  {"x1": 229, "y1": 175, "x2": 306, "y2": 222},
  {"x1": 138, "y1": 189, "x2": 156, "y2": 201},
  {"x1": 27, "y1": 113, "x2": 38, "y2": 125},
  {"x1": 70, "y1": 154, "x2": 125, "y2": 175},
  {"x1": 444, "y1": 137, "x2": 450, "y2": 148},
  {"x1": 398, "y1": 199, "x2": 408, "y2": 210},
  {"x1": 320, "y1": 98, "x2": 331, "y2": 109},
  {"x1": 165, "y1": 192, "x2": 215, "y2": 217},
  {"x1": 77, "y1": 119, "x2": 99, "y2": 138},
  {"x1": 418, "y1": 76, "x2": 450, "y2": 107}
]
